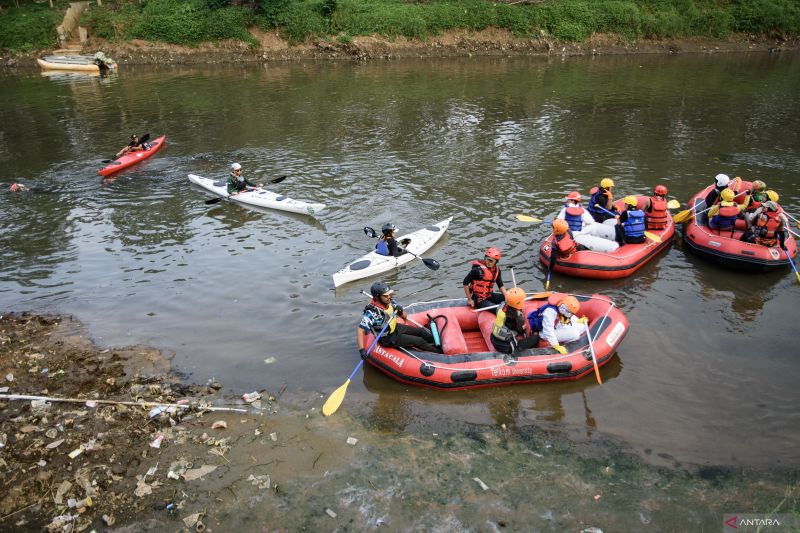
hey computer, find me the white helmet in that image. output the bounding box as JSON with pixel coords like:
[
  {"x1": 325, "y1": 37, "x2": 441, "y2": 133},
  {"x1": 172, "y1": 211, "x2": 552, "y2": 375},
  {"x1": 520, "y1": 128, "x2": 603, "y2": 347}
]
[
  {"x1": 231, "y1": 162, "x2": 242, "y2": 171},
  {"x1": 715, "y1": 173, "x2": 730, "y2": 187}
]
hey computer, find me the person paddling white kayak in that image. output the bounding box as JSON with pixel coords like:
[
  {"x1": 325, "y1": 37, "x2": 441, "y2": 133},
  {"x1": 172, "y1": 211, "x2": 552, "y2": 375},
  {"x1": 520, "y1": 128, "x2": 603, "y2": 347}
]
[{"x1": 226, "y1": 163, "x2": 263, "y2": 195}]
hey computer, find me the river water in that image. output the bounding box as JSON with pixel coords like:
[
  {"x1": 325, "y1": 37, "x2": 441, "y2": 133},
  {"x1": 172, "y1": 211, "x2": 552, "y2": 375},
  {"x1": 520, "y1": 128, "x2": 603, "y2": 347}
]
[{"x1": 1, "y1": 53, "x2": 799, "y2": 478}]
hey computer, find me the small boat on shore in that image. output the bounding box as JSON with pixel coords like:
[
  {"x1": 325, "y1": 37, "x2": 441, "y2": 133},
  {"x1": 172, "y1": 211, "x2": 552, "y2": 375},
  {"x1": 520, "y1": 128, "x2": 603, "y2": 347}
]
[
  {"x1": 538, "y1": 195, "x2": 675, "y2": 279},
  {"x1": 332, "y1": 217, "x2": 452, "y2": 287},
  {"x1": 188, "y1": 173, "x2": 326, "y2": 216},
  {"x1": 681, "y1": 181, "x2": 797, "y2": 271},
  {"x1": 360, "y1": 293, "x2": 628, "y2": 390},
  {"x1": 99, "y1": 135, "x2": 166, "y2": 177},
  {"x1": 37, "y1": 54, "x2": 117, "y2": 72}
]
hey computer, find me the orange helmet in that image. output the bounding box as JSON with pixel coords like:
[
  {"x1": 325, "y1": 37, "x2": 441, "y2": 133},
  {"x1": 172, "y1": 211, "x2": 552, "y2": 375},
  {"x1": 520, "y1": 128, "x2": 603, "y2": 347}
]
[
  {"x1": 485, "y1": 247, "x2": 501, "y2": 261},
  {"x1": 654, "y1": 185, "x2": 668, "y2": 196},
  {"x1": 557, "y1": 295, "x2": 580, "y2": 317},
  {"x1": 552, "y1": 219, "x2": 569, "y2": 235},
  {"x1": 565, "y1": 191, "x2": 581, "y2": 202},
  {"x1": 505, "y1": 287, "x2": 526, "y2": 310}
]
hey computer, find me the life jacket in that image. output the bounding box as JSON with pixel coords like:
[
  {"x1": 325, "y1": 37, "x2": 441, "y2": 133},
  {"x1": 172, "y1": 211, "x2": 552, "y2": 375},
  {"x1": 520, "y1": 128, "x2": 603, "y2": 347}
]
[
  {"x1": 710, "y1": 202, "x2": 740, "y2": 232},
  {"x1": 564, "y1": 205, "x2": 585, "y2": 232},
  {"x1": 554, "y1": 231, "x2": 578, "y2": 258},
  {"x1": 491, "y1": 306, "x2": 516, "y2": 342},
  {"x1": 527, "y1": 304, "x2": 558, "y2": 333},
  {"x1": 754, "y1": 210, "x2": 782, "y2": 247},
  {"x1": 469, "y1": 260, "x2": 499, "y2": 301},
  {"x1": 622, "y1": 209, "x2": 646, "y2": 238},
  {"x1": 588, "y1": 188, "x2": 612, "y2": 221},
  {"x1": 365, "y1": 300, "x2": 397, "y2": 334},
  {"x1": 375, "y1": 237, "x2": 390, "y2": 256},
  {"x1": 645, "y1": 196, "x2": 668, "y2": 230}
]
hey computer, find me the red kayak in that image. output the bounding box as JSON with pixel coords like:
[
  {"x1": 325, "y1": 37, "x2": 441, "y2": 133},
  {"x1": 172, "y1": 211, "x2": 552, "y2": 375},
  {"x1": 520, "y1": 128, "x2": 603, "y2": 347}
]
[
  {"x1": 361, "y1": 293, "x2": 628, "y2": 390},
  {"x1": 538, "y1": 195, "x2": 675, "y2": 280},
  {"x1": 682, "y1": 180, "x2": 797, "y2": 271},
  {"x1": 98, "y1": 135, "x2": 166, "y2": 177}
]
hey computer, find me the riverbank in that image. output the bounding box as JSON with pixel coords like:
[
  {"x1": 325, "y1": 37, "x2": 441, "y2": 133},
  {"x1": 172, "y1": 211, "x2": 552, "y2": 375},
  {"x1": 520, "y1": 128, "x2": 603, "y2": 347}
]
[
  {"x1": 3, "y1": 28, "x2": 800, "y2": 67},
  {"x1": 0, "y1": 312, "x2": 797, "y2": 530}
]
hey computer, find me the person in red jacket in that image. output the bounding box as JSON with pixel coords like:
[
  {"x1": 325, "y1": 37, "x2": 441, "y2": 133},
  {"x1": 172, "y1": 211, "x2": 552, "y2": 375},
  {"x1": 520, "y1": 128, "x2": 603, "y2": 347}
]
[
  {"x1": 642, "y1": 184, "x2": 670, "y2": 230},
  {"x1": 463, "y1": 247, "x2": 507, "y2": 311}
]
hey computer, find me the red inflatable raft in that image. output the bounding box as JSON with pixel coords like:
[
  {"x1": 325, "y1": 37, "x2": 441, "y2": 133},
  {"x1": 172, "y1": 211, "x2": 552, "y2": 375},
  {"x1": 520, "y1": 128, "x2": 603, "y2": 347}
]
[
  {"x1": 98, "y1": 135, "x2": 166, "y2": 177},
  {"x1": 361, "y1": 293, "x2": 629, "y2": 390},
  {"x1": 538, "y1": 195, "x2": 675, "y2": 280},
  {"x1": 681, "y1": 181, "x2": 798, "y2": 271}
]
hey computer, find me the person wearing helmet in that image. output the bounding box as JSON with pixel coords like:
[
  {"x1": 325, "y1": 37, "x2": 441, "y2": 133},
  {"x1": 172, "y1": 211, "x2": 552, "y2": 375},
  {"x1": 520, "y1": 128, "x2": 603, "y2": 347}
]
[
  {"x1": 463, "y1": 247, "x2": 507, "y2": 311},
  {"x1": 642, "y1": 185, "x2": 669, "y2": 230},
  {"x1": 549, "y1": 219, "x2": 590, "y2": 266},
  {"x1": 8, "y1": 182, "x2": 29, "y2": 193},
  {"x1": 741, "y1": 200, "x2": 789, "y2": 250},
  {"x1": 526, "y1": 295, "x2": 588, "y2": 355},
  {"x1": 490, "y1": 288, "x2": 540, "y2": 354},
  {"x1": 357, "y1": 281, "x2": 439, "y2": 355},
  {"x1": 555, "y1": 191, "x2": 618, "y2": 249},
  {"x1": 615, "y1": 196, "x2": 647, "y2": 245},
  {"x1": 375, "y1": 223, "x2": 410, "y2": 257},
  {"x1": 703, "y1": 173, "x2": 732, "y2": 208},
  {"x1": 115, "y1": 134, "x2": 147, "y2": 158},
  {"x1": 226, "y1": 162, "x2": 262, "y2": 195},
  {"x1": 588, "y1": 178, "x2": 619, "y2": 225},
  {"x1": 707, "y1": 188, "x2": 744, "y2": 234}
]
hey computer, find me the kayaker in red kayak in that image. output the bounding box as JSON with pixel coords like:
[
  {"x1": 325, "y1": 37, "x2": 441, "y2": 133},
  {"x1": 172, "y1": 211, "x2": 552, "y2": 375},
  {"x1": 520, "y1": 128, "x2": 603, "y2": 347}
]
[{"x1": 115, "y1": 134, "x2": 148, "y2": 158}]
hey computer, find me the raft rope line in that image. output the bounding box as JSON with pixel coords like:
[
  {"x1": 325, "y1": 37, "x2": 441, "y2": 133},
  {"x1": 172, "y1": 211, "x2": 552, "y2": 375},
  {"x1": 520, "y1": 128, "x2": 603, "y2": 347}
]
[{"x1": 395, "y1": 295, "x2": 617, "y2": 373}]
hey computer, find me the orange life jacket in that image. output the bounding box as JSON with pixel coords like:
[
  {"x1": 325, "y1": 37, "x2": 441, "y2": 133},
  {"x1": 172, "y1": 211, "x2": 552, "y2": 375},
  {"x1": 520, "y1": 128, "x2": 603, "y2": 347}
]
[
  {"x1": 554, "y1": 231, "x2": 578, "y2": 258},
  {"x1": 470, "y1": 260, "x2": 499, "y2": 301},
  {"x1": 645, "y1": 196, "x2": 668, "y2": 230},
  {"x1": 754, "y1": 210, "x2": 782, "y2": 247},
  {"x1": 711, "y1": 203, "x2": 740, "y2": 232}
]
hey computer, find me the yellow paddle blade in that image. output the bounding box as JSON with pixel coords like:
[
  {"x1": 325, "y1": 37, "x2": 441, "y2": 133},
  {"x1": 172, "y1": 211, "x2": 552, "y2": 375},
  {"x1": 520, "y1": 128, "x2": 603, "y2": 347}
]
[
  {"x1": 516, "y1": 214, "x2": 542, "y2": 223},
  {"x1": 322, "y1": 378, "x2": 351, "y2": 416},
  {"x1": 672, "y1": 208, "x2": 692, "y2": 224},
  {"x1": 644, "y1": 231, "x2": 662, "y2": 243},
  {"x1": 667, "y1": 199, "x2": 681, "y2": 209}
]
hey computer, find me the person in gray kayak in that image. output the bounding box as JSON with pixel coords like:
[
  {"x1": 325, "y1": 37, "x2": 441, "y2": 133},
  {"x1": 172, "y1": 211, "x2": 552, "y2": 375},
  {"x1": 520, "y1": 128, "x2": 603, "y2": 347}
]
[
  {"x1": 226, "y1": 163, "x2": 262, "y2": 195},
  {"x1": 376, "y1": 223, "x2": 410, "y2": 257}
]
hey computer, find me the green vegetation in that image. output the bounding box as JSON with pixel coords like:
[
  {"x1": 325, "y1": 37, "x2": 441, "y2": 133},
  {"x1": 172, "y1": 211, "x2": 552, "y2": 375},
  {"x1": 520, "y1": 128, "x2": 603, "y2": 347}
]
[
  {"x1": 0, "y1": 4, "x2": 62, "y2": 53},
  {"x1": 1, "y1": 0, "x2": 799, "y2": 52}
]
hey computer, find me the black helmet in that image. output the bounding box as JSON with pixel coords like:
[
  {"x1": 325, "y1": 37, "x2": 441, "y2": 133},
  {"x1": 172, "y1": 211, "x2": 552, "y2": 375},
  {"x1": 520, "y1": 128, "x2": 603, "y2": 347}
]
[
  {"x1": 381, "y1": 223, "x2": 397, "y2": 235},
  {"x1": 370, "y1": 281, "x2": 393, "y2": 299}
]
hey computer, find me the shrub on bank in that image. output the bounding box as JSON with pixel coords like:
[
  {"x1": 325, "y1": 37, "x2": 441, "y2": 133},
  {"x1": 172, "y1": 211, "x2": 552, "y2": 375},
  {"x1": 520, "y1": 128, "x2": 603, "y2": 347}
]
[{"x1": 0, "y1": 5, "x2": 62, "y2": 53}]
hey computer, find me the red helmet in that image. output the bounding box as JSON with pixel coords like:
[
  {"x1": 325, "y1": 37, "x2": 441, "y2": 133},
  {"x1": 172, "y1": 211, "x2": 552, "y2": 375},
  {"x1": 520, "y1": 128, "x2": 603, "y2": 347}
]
[
  {"x1": 485, "y1": 247, "x2": 501, "y2": 261},
  {"x1": 565, "y1": 191, "x2": 581, "y2": 202},
  {"x1": 654, "y1": 185, "x2": 668, "y2": 196}
]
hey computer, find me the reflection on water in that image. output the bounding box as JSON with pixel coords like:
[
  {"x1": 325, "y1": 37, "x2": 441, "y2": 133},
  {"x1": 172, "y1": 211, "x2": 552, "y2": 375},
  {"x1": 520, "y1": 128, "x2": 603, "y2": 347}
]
[{"x1": 1, "y1": 53, "x2": 799, "y2": 469}]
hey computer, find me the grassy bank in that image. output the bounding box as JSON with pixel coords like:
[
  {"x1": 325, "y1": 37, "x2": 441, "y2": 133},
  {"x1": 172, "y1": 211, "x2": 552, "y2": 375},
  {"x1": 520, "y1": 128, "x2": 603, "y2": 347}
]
[{"x1": 1, "y1": 0, "x2": 799, "y2": 53}]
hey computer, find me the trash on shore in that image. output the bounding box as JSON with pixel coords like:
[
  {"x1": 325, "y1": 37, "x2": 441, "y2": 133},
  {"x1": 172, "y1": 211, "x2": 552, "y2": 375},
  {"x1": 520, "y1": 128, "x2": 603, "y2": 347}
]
[
  {"x1": 325, "y1": 508, "x2": 338, "y2": 518},
  {"x1": 243, "y1": 391, "x2": 261, "y2": 403},
  {"x1": 473, "y1": 477, "x2": 489, "y2": 491},
  {"x1": 211, "y1": 420, "x2": 227, "y2": 429},
  {"x1": 346, "y1": 436, "x2": 358, "y2": 446},
  {"x1": 182, "y1": 464, "x2": 217, "y2": 481}
]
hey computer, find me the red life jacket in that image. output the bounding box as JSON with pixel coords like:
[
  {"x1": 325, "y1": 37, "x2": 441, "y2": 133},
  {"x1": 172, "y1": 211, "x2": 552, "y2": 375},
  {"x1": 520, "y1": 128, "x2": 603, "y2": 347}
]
[
  {"x1": 470, "y1": 260, "x2": 499, "y2": 301},
  {"x1": 554, "y1": 231, "x2": 578, "y2": 258},
  {"x1": 711, "y1": 203, "x2": 740, "y2": 232},
  {"x1": 645, "y1": 196, "x2": 668, "y2": 230},
  {"x1": 754, "y1": 210, "x2": 782, "y2": 247}
]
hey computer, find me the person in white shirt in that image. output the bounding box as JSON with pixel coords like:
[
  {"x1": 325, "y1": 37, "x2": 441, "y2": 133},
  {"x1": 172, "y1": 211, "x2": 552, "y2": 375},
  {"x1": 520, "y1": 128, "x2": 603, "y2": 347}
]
[{"x1": 555, "y1": 191, "x2": 618, "y2": 253}]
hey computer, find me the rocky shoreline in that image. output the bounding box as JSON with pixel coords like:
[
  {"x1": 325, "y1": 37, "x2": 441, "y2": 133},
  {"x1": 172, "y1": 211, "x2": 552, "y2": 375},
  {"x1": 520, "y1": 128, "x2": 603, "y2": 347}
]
[{"x1": 3, "y1": 29, "x2": 799, "y2": 67}]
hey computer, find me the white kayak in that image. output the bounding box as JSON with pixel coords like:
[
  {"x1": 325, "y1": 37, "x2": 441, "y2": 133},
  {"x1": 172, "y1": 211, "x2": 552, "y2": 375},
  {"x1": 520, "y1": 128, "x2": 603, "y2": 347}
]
[
  {"x1": 188, "y1": 174, "x2": 326, "y2": 216},
  {"x1": 332, "y1": 216, "x2": 453, "y2": 287}
]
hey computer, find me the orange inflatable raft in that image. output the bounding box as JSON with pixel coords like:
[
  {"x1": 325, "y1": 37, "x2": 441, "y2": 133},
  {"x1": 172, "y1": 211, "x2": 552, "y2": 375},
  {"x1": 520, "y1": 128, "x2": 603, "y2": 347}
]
[
  {"x1": 361, "y1": 293, "x2": 629, "y2": 390},
  {"x1": 681, "y1": 181, "x2": 798, "y2": 271},
  {"x1": 538, "y1": 195, "x2": 675, "y2": 280}
]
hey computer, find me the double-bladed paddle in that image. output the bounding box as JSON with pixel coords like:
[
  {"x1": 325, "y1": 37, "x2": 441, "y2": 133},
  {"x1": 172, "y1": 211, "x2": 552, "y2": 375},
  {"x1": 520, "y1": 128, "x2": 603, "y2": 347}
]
[
  {"x1": 204, "y1": 175, "x2": 288, "y2": 205},
  {"x1": 363, "y1": 226, "x2": 441, "y2": 271}
]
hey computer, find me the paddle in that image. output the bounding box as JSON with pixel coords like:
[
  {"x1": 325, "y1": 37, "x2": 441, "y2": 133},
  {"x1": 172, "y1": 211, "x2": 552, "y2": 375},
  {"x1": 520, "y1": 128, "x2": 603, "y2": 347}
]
[
  {"x1": 102, "y1": 133, "x2": 150, "y2": 163},
  {"x1": 784, "y1": 249, "x2": 800, "y2": 285},
  {"x1": 363, "y1": 226, "x2": 441, "y2": 271},
  {"x1": 667, "y1": 199, "x2": 681, "y2": 209},
  {"x1": 322, "y1": 311, "x2": 397, "y2": 416},
  {"x1": 515, "y1": 214, "x2": 542, "y2": 223},
  {"x1": 783, "y1": 210, "x2": 800, "y2": 229},
  {"x1": 673, "y1": 190, "x2": 747, "y2": 224},
  {"x1": 584, "y1": 322, "x2": 603, "y2": 385},
  {"x1": 204, "y1": 175, "x2": 288, "y2": 205}
]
